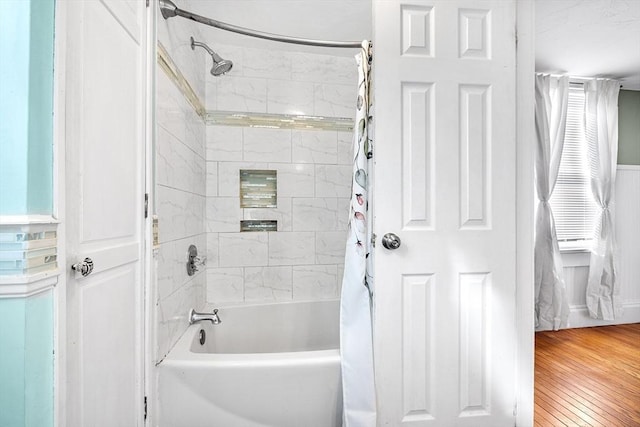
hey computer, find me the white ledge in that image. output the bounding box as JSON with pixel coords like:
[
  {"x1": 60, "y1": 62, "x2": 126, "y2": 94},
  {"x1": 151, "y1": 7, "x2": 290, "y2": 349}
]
[
  {"x1": 0, "y1": 272, "x2": 59, "y2": 298},
  {"x1": 0, "y1": 215, "x2": 59, "y2": 225}
]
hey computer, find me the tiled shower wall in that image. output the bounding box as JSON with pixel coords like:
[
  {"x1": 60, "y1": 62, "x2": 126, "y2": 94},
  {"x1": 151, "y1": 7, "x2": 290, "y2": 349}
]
[
  {"x1": 204, "y1": 46, "x2": 358, "y2": 304},
  {"x1": 154, "y1": 5, "x2": 207, "y2": 361}
]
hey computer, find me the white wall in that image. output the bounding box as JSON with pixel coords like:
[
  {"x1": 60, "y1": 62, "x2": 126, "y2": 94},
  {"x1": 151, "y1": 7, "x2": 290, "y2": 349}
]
[
  {"x1": 562, "y1": 165, "x2": 640, "y2": 328},
  {"x1": 204, "y1": 45, "x2": 357, "y2": 305},
  {"x1": 154, "y1": 2, "x2": 207, "y2": 362}
]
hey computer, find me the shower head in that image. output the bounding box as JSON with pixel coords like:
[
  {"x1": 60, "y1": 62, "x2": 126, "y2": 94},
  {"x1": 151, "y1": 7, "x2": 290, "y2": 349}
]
[{"x1": 190, "y1": 36, "x2": 233, "y2": 76}]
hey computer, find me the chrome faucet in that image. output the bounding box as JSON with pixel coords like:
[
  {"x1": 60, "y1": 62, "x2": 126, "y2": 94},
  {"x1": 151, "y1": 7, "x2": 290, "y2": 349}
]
[{"x1": 189, "y1": 308, "x2": 221, "y2": 325}]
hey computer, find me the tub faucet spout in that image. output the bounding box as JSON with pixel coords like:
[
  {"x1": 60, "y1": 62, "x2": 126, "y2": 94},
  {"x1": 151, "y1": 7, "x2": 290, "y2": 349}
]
[{"x1": 189, "y1": 308, "x2": 221, "y2": 325}]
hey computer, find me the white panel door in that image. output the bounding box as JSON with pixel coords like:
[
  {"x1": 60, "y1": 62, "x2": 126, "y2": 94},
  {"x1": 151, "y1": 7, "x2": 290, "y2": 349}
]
[
  {"x1": 373, "y1": 1, "x2": 518, "y2": 425},
  {"x1": 64, "y1": 0, "x2": 145, "y2": 425}
]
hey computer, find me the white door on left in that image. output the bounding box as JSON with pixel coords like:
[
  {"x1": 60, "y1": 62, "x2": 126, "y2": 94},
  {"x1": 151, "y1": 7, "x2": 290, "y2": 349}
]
[{"x1": 63, "y1": 0, "x2": 146, "y2": 425}]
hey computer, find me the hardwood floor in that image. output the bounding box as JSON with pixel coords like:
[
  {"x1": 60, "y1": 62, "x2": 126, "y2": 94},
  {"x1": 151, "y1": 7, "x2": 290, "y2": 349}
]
[{"x1": 535, "y1": 323, "x2": 640, "y2": 426}]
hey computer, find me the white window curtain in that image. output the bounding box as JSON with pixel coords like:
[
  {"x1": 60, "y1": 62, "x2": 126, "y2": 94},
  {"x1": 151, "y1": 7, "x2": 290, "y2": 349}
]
[
  {"x1": 534, "y1": 74, "x2": 570, "y2": 330},
  {"x1": 584, "y1": 79, "x2": 621, "y2": 320}
]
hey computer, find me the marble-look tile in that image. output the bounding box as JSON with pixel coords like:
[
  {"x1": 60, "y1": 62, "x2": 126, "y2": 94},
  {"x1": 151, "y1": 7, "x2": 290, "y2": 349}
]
[
  {"x1": 292, "y1": 130, "x2": 338, "y2": 164},
  {"x1": 292, "y1": 198, "x2": 339, "y2": 231},
  {"x1": 206, "y1": 197, "x2": 241, "y2": 232},
  {"x1": 243, "y1": 198, "x2": 293, "y2": 231},
  {"x1": 316, "y1": 231, "x2": 347, "y2": 264},
  {"x1": 156, "y1": 186, "x2": 205, "y2": 243},
  {"x1": 157, "y1": 70, "x2": 190, "y2": 145},
  {"x1": 268, "y1": 163, "x2": 314, "y2": 198},
  {"x1": 157, "y1": 126, "x2": 205, "y2": 196},
  {"x1": 156, "y1": 233, "x2": 207, "y2": 301},
  {"x1": 206, "y1": 125, "x2": 243, "y2": 162},
  {"x1": 243, "y1": 47, "x2": 292, "y2": 81},
  {"x1": 218, "y1": 232, "x2": 269, "y2": 267},
  {"x1": 316, "y1": 165, "x2": 353, "y2": 198},
  {"x1": 292, "y1": 265, "x2": 339, "y2": 300},
  {"x1": 243, "y1": 128, "x2": 292, "y2": 163},
  {"x1": 244, "y1": 266, "x2": 293, "y2": 301},
  {"x1": 157, "y1": 16, "x2": 206, "y2": 103},
  {"x1": 268, "y1": 232, "x2": 315, "y2": 266},
  {"x1": 266, "y1": 80, "x2": 314, "y2": 115},
  {"x1": 314, "y1": 83, "x2": 356, "y2": 118},
  {"x1": 216, "y1": 76, "x2": 267, "y2": 112},
  {"x1": 206, "y1": 232, "x2": 219, "y2": 268},
  {"x1": 184, "y1": 105, "x2": 206, "y2": 159},
  {"x1": 291, "y1": 52, "x2": 356, "y2": 85},
  {"x1": 217, "y1": 161, "x2": 269, "y2": 197},
  {"x1": 206, "y1": 267, "x2": 244, "y2": 303},
  {"x1": 157, "y1": 272, "x2": 204, "y2": 360},
  {"x1": 337, "y1": 131, "x2": 354, "y2": 165},
  {"x1": 206, "y1": 162, "x2": 218, "y2": 197},
  {"x1": 205, "y1": 79, "x2": 217, "y2": 111}
]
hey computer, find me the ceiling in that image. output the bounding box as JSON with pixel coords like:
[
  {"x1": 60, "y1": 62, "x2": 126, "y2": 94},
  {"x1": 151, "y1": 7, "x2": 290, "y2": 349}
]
[
  {"x1": 191, "y1": 0, "x2": 640, "y2": 89},
  {"x1": 536, "y1": 0, "x2": 640, "y2": 90}
]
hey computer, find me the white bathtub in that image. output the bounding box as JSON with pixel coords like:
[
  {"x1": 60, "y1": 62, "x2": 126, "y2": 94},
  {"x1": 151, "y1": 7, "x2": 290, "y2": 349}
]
[{"x1": 158, "y1": 300, "x2": 342, "y2": 427}]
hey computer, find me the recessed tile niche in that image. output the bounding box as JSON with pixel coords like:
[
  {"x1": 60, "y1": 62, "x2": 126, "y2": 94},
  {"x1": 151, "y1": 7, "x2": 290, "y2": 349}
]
[{"x1": 239, "y1": 169, "x2": 277, "y2": 208}]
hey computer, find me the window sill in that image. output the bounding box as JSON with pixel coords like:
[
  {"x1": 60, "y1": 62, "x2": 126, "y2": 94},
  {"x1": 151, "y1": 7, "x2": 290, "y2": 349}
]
[{"x1": 560, "y1": 250, "x2": 591, "y2": 268}]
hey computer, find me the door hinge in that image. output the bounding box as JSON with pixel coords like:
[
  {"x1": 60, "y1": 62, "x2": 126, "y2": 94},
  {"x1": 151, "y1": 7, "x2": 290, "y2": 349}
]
[
  {"x1": 371, "y1": 233, "x2": 377, "y2": 248},
  {"x1": 144, "y1": 395, "x2": 148, "y2": 420},
  {"x1": 144, "y1": 193, "x2": 149, "y2": 218},
  {"x1": 146, "y1": 0, "x2": 149, "y2": 7}
]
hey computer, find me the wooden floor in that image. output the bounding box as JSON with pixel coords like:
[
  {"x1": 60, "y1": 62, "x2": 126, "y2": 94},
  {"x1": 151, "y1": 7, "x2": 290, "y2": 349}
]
[{"x1": 535, "y1": 323, "x2": 640, "y2": 426}]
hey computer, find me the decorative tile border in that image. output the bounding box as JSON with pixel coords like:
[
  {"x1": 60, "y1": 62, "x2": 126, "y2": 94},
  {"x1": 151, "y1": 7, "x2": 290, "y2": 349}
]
[
  {"x1": 0, "y1": 222, "x2": 58, "y2": 277},
  {"x1": 205, "y1": 110, "x2": 354, "y2": 131},
  {"x1": 157, "y1": 41, "x2": 206, "y2": 118},
  {"x1": 157, "y1": 43, "x2": 354, "y2": 132}
]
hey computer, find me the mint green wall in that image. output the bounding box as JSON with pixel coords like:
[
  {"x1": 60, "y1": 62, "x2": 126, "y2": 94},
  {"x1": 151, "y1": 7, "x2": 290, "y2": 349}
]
[
  {"x1": 618, "y1": 90, "x2": 640, "y2": 165},
  {"x1": 0, "y1": 2, "x2": 56, "y2": 426},
  {"x1": 24, "y1": 291, "x2": 54, "y2": 427},
  {"x1": 27, "y1": 0, "x2": 55, "y2": 213},
  {"x1": 0, "y1": 0, "x2": 55, "y2": 215},
  {"x1": 0, "y1": 292, "x2": 54, "y2": 427},
  {"x1": 0, "y1": 0, "x2": 30, "y2": 214},
  {"x1": 0, "y1": 299, "x2": 27, "y2": 427}
]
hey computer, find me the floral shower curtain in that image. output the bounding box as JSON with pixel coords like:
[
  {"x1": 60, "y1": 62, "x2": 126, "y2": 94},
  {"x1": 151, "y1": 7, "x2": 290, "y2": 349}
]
[
  {"x1": 584, "y1": 79, "x2": 621, "y2": 320},
  {"x1": 340, "y1": 41, "x2": 376, "y2": 427}
]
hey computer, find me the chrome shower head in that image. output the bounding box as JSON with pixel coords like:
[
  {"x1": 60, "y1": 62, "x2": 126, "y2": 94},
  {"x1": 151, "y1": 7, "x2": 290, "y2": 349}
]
[{"x1": 190, "y1": 36, "x2": 233, "y2": 76}]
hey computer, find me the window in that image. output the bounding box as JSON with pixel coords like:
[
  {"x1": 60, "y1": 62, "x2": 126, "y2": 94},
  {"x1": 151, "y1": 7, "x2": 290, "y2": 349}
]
[{"x1": 549, "y1": 84, "x2": 598, "y2": 251}]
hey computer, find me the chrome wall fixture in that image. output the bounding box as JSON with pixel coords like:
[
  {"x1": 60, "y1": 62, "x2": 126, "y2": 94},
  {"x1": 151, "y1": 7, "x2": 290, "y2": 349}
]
[
  {"x1": 190, "y1": 36, "x2": 233, "y2": 76},
  {"x1": 159, "y1": 0, "x2": 367, "y2": 50},
  {"x1": 186, "y1": 244, "x2": 206, "y2": 276}
]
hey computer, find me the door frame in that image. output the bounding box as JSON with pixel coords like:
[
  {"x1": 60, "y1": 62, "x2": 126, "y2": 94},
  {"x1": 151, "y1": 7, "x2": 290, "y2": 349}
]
[
  {"x1": 515, "y1": 1, "x2": 535, "y2": 425},
  {"x1": 53, "y1": 0, "x2": 152, "y2": 425},
  {"x1": 53, "y1": 0, "x2": 67, "y2": 424}
]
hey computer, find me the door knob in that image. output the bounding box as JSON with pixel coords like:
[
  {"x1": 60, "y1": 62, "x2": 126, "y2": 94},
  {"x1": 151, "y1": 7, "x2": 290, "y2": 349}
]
[
  {"x1": 382, "y1": 233, "x2": 401, "y2": 250},
  {"x1": 71, "y1": 257, "x2": 94, "y2": 277}
]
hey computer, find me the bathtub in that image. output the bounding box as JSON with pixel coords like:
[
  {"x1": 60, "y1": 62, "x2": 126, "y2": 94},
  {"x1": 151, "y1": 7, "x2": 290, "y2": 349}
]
[{"x1": 158, "y1": 299, "x2": 342, "y2": 427}]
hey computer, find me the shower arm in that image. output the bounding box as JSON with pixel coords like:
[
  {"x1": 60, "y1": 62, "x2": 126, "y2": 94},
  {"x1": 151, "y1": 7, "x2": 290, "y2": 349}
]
[
  {"x1": 159, "y1": 0, "x2": 369, "y2": 50},
  {"x1": 190, "y1": 38, "x2": 224, "y2": 63}
]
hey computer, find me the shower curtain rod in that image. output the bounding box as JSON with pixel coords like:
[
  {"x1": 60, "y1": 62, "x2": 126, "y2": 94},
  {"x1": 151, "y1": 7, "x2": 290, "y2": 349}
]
[{"x1": 158, "y1": 0, "x2": 368, "y2": 50}]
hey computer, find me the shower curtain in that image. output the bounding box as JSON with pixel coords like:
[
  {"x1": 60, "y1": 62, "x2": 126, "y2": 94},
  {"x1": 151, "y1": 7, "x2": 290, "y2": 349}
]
[{"x1": 340, "y1": 41, "x2": 376, "y2": 427}]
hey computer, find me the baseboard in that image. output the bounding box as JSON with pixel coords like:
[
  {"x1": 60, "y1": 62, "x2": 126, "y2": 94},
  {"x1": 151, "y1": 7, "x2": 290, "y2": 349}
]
[{"x1": 566, "y1": 301, "x2": 640, "y2": 328}]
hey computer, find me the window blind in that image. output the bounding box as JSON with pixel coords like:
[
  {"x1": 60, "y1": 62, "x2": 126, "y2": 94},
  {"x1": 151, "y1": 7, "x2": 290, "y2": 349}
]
[{"x1": 549, "y1": 85, "x2": 597, "y2": 247}]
